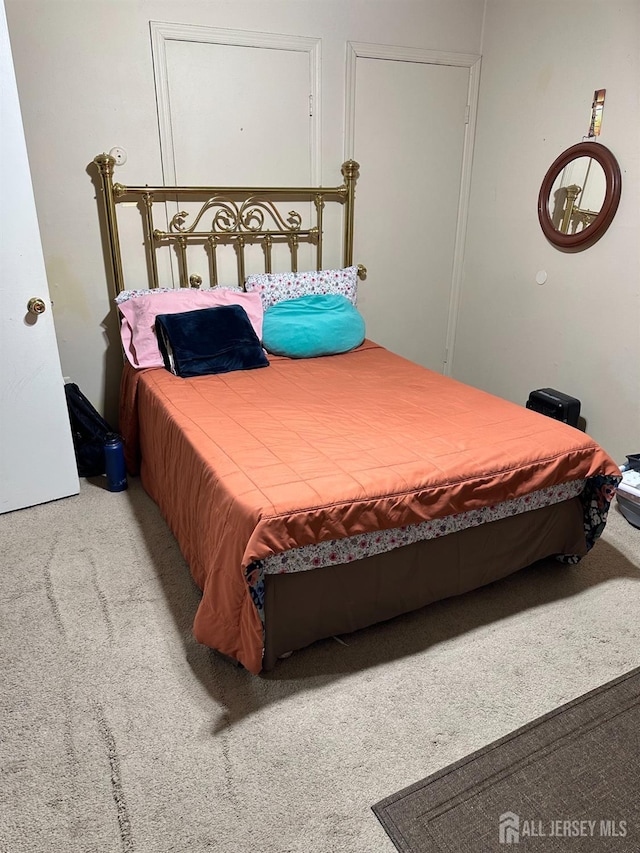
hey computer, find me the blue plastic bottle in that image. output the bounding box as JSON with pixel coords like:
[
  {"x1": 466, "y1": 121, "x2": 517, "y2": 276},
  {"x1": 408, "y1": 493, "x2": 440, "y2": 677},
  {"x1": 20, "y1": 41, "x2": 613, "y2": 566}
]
[{"x1": 104, "y1": 433, "x2": 128, "y2": 492}]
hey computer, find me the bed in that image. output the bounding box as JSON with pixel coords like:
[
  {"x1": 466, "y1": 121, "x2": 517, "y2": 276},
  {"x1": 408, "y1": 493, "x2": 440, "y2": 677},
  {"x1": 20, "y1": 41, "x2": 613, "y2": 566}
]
[{"x1": 94, "y1": 153, "x2": 621, "y2": 673}]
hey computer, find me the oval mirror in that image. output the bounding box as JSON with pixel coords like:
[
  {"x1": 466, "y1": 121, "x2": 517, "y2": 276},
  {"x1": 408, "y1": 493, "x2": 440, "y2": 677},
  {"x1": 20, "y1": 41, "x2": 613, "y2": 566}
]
[{"x1": 538, "y1": 142, "x2": 621, "y2": 250}]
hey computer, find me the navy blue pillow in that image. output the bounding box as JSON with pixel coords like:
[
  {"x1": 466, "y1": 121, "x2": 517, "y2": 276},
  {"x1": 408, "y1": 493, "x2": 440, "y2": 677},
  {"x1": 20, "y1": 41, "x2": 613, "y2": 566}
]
[
  {"x1": 262, "y1": 294, "x2": 365, "y2": 358},
  {"x1": 155, "y1": 304, "x2": 269, "y2": 378}
]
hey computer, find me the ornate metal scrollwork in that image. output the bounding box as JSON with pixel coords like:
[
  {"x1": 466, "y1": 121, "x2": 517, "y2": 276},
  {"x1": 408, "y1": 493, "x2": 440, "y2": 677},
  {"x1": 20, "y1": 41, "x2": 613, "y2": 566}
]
[
  {"x1": 167, "y1": 195, "x2": 304, "y2": 236},
  {"x1": 170, "y1": 210, "x2": 191, "y2": 232}
]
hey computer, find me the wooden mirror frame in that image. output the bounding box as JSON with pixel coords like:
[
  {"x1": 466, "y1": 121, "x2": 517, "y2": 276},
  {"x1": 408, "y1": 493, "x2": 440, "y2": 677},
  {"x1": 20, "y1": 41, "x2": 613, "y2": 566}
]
[{"x1": 537, "y1": 142, "x2": 622, "y2": 250}]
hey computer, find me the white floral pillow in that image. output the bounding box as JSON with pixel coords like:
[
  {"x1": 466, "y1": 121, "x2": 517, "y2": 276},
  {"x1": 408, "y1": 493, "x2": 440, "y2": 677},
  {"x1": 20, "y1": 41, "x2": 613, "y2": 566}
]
[
  {"x1": 115, "y1": 287, "x2": 176, "y2": 305},
  {"x1": 245, "y1": 266, "x2": 358, "y2": 311},
  {"x1": 115, "y1": 285, "x2": 242, "y2": 305}
]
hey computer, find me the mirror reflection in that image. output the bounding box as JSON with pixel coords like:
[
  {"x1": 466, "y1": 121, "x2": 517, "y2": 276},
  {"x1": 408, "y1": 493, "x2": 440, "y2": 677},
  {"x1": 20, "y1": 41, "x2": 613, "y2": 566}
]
[{"x1": 548, "y1": 156, "x2": 607, "y2": 234}]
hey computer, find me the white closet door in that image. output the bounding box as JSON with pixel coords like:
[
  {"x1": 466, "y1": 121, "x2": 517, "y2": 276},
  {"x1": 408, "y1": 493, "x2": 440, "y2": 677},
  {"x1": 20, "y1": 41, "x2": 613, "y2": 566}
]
[
  {"x1": 0, "y1": 0, "x2": 78, "y2": 514},
  {"x1": 150, "y1": 25, "x2": 320, "y2": 282},
  {"x1": 353, "y1": 56, "x2": 471, "y2": 372},
  {"x1": 164, "y1": 40, "x2": 313, "y2": 187}
]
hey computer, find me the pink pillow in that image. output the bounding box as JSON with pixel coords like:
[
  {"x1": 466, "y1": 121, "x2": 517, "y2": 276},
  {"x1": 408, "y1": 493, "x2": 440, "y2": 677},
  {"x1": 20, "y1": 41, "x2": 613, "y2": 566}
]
[{"x1": 118, "y1": 288, "x2": 264, "y2": 369}]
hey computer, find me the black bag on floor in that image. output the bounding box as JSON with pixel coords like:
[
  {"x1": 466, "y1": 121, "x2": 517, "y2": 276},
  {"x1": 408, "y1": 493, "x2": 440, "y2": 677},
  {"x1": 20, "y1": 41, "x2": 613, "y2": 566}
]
[{"x1": 64, "y1": 382, "x2": 113, "y2": 477}]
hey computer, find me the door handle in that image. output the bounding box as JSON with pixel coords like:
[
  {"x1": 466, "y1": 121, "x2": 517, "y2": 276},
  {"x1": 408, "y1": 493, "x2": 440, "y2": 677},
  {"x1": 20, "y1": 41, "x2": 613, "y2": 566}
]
[{"x1": 27, "y1": 297, "x2": 46, "y2": 315}]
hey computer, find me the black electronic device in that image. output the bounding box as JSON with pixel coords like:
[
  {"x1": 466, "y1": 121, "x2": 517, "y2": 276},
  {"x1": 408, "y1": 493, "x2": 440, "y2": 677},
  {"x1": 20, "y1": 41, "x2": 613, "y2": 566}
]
[{"x1": 526, "y1": 388, "x2": 581, "y2": 427}]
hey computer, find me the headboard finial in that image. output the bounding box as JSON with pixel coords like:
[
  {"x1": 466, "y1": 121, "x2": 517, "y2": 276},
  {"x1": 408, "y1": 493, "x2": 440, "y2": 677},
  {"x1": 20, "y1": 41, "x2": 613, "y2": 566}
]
[
  {"x1": 341, "y1": 159, "x2": 360, "y2": 181},
  {"x1": 93, "y1": 152, "x2": 116, "y2": 178}
]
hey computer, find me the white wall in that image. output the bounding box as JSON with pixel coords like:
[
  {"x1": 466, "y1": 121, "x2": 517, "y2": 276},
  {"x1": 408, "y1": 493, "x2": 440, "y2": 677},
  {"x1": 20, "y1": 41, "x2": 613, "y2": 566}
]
[
  {"x1": 457, "y1": 0, "x2": 640, "y2": 460},
  {"x1": 4, "y1": 0, "x2": 484, "y2": 427}
]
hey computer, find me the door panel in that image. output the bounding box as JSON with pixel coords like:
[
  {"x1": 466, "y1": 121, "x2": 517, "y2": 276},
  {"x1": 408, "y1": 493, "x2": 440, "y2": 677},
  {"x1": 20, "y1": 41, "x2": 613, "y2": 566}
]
[
  {"x1": 353, "y1": 57, "x2": 470, "y2": 372},
  {"x1": 165, "y1": 40, "x2": 312, "y2": 187},
  {"x1": 0, "y1": 0, "x2": 78, "y2": 513},
  {"x1": 154, "y1": 30, "x2": 318, "y2": 283}
]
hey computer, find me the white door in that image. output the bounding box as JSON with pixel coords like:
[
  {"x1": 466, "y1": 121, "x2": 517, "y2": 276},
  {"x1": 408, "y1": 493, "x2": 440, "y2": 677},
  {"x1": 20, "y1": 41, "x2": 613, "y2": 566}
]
[
  {"x1": 163, "y1": 40, "x2": 314, "y2": 187},
  {"x1": 352, "y1": 53, "x2": 473, "y2": 372},
  {"x1": 0, "y1": 0, "x2": 78, "y2": 514},
  {"x1": 150, "y1": 24, "x2": 320, "y2": 284}
]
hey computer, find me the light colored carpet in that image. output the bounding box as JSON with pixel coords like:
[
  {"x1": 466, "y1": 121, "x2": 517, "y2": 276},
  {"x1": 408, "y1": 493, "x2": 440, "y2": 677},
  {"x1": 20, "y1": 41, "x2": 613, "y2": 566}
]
[{"x1": 1, "y1": 477, "x2": 639, "y2": 853}]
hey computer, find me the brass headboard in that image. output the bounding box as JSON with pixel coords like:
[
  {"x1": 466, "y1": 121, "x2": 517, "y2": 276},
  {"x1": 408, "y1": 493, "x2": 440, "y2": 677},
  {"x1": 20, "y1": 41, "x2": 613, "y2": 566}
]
[{"x1": 93, "y1": 153, "x2": 365, "y2": 300}]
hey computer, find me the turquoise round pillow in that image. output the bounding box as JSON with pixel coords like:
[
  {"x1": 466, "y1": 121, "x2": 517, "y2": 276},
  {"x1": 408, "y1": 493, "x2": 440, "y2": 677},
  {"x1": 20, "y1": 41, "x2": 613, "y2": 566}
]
[{"x1": 262, "y1": 294, "x2": 365, "y2": 358}]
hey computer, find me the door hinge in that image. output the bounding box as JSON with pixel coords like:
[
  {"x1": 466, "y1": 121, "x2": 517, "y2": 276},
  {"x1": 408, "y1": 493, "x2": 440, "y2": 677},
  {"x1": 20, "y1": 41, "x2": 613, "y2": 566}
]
[
  {"x1": 464, "y1": 104, "x2": 470, "y2": 125},
  {"x1": 309, "y1": 94, "x2": 313, "y2": 117}
]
